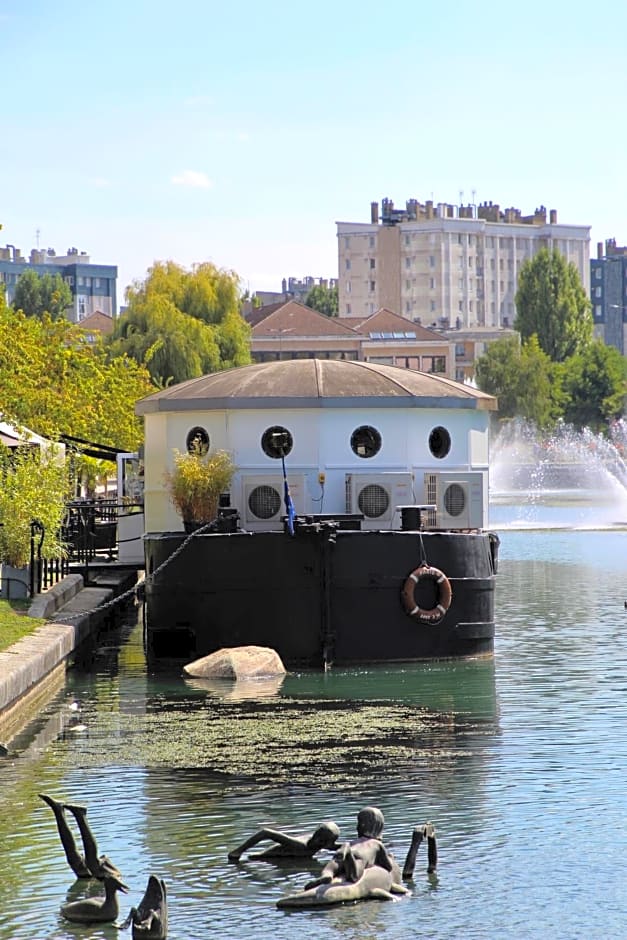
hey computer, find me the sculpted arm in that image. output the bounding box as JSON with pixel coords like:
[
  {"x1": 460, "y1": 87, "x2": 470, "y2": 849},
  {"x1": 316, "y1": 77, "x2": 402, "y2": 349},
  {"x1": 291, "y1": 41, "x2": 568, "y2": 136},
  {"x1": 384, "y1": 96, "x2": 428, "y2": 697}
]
[{"x1": 228, "y1": 828, "x2": 304, "y2": 861}]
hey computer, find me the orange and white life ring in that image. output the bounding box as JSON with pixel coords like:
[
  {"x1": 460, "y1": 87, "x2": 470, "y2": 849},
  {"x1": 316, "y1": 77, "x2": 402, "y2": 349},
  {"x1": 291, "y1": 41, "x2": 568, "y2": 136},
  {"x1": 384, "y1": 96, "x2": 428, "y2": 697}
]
[{"x1": 401, "y1": 564, "x2": 452, "y2": 623}]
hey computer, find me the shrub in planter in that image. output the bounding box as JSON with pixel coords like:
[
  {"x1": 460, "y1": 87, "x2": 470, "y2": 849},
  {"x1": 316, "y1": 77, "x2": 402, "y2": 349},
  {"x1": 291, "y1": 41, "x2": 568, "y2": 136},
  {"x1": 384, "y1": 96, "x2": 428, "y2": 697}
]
[
  {"x1": 0, "y1": 445, "x2": 70, "y2": 569},
  {"x1": 165, "y1": 448, "x2": 235, "y2": 530}
]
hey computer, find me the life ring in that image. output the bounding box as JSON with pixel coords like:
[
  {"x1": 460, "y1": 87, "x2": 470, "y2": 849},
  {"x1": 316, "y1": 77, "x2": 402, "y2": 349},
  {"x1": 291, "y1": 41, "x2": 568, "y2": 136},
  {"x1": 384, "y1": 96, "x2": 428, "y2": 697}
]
[{"x1": 401, "y1": 564, "x2": 452, "y2": 623}]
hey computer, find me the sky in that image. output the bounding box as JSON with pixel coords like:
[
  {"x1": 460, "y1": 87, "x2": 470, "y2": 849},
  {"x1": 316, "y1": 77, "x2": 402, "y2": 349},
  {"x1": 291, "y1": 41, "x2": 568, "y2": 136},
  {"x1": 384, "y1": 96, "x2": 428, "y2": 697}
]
[{"x1": 1, "y1": 0, "x2": 627, "y2": 308}]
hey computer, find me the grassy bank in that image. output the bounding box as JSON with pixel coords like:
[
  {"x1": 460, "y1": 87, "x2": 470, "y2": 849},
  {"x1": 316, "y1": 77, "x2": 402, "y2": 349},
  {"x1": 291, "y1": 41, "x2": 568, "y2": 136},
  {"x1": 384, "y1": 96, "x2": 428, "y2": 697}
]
[{"x1": 0, "y1": 600, "x2": 45, "y2": 652}]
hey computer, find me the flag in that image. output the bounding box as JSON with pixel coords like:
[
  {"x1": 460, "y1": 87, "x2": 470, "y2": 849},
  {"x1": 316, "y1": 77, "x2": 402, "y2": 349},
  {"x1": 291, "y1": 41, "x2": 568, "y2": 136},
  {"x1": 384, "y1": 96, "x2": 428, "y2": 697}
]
[{"x1": 281, "y1": 456, "x2": 297, "y2": 536}]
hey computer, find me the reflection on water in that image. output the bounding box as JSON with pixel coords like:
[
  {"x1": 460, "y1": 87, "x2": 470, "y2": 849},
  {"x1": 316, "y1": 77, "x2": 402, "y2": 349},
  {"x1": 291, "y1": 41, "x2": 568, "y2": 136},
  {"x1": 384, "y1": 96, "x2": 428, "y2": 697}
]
[{"x1": 0, "y1": 516, "x2": 626, "y2": 938}]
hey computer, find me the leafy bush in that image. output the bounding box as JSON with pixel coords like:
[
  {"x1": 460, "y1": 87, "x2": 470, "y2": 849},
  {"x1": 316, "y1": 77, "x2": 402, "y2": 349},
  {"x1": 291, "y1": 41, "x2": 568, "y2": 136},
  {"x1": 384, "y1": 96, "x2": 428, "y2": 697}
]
[
  {"x1": 165, "y1": 448, "x2": 235, "y2": 525},
  {"x1": 0, "y1": 445, "x2": 70, "y2": 567}
]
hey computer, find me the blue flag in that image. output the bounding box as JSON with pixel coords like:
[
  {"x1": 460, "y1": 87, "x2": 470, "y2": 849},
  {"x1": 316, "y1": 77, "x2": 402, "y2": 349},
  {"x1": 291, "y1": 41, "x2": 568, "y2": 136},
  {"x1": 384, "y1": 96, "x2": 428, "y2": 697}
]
[{"x1": 281, "y1": 456, "x2": 297, "y2": 536}]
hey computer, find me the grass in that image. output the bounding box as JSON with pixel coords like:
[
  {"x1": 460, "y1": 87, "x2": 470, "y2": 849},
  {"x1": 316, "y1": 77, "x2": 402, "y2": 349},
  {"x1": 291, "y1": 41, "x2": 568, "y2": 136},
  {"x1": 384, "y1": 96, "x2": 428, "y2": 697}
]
[{"x1": 0, "y1": 599, "x2": 45, "y2": 652}]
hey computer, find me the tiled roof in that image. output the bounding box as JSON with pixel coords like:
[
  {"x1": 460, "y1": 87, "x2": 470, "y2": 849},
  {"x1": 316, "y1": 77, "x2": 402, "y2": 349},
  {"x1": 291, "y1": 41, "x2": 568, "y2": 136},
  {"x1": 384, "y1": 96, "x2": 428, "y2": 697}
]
[{"x1": 251, "y1": 300, "x2": 358, "y2": 337}]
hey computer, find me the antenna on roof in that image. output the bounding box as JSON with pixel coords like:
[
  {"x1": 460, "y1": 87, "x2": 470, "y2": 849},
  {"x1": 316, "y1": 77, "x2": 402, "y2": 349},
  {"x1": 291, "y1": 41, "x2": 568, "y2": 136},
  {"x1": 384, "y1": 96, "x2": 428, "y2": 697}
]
[{"x1": 35, "y1": 228, "x2": 40, "y2": 249}]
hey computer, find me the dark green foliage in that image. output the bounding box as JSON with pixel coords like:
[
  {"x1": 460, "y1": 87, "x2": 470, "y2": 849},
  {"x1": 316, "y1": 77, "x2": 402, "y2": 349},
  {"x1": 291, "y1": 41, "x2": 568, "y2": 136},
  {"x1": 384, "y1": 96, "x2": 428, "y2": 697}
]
[{"x1": 305, "y1": 284, "x2": 339, "y2": 317}]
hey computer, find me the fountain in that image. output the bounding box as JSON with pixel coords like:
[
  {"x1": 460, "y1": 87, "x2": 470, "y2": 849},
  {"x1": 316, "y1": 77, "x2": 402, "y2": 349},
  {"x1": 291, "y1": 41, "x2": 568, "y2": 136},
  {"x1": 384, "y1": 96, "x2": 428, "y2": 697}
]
[{"x1": 489, "y1": 418, "x2": 627, "y2": 528}]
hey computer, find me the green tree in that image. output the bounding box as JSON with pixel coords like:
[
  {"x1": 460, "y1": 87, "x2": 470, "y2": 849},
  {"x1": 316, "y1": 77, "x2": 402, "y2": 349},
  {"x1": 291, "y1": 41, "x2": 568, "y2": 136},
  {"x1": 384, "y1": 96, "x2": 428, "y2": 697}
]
[
  {"x1": 474, "y1": 334, "x2": 558, "y2": 428},
  {"x1": 0, "y1": 305, "x2": 152, "y2": 451},
  {"x1": 305, "y1": 283, "x2": 339, "y2": 317},
  {"x1": 514, "y1": 247, "x2": 593, "y2": 362},
  {"x1": 558, "y1": 339, "x2": 627, "y2": 433},
  {"x1": 13, "y1": 269, "x2": 73, "y2": 320},
  {"x1": 107, "y1": 261, "x2": 251, "y2": 385}
]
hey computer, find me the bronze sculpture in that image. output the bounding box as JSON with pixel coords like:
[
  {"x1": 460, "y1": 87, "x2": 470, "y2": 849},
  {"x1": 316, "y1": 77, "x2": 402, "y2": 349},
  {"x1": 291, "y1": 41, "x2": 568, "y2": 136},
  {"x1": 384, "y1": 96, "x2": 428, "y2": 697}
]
[
  {"x1": 39, "y1": 793, "x2": 122, "y2": 881},
  {"x1": 228, "y1": 821, "x2": 340, "y2": 861}
]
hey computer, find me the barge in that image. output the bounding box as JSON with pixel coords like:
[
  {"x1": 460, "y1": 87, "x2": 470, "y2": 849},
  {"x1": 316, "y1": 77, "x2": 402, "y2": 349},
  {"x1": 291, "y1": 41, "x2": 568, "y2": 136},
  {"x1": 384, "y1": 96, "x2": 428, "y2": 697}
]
[{"x1": 136, "y1": 359, "x2": 499, "y2": 668}]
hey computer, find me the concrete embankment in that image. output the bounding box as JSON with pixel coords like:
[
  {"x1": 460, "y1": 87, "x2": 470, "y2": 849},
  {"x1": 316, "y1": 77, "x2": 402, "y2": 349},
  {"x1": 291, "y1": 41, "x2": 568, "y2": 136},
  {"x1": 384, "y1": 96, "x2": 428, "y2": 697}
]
[{"x1": 0, "y1": 569, "x2": 139, "y2": 749}]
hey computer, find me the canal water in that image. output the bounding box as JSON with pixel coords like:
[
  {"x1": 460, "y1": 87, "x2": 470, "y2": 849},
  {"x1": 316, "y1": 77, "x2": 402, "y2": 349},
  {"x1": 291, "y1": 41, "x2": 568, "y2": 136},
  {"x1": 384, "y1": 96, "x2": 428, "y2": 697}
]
[{"x1": 0, "y1": 500, "x2": 626, "y2": 939}]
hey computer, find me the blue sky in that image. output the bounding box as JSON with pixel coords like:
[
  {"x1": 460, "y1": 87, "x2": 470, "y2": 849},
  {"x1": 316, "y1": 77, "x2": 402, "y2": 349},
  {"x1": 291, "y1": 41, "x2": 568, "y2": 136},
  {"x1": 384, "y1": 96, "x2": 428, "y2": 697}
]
[{"x1": 1, "y1": 0, "x2": 626, "y2": 305}]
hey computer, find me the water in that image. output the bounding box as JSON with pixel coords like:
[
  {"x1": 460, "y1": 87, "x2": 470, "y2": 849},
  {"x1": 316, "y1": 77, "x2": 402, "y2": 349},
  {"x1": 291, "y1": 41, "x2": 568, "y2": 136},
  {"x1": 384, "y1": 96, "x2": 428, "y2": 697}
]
[{"x1": 1, "y1": 497, "x2": 626, "y2": 938}]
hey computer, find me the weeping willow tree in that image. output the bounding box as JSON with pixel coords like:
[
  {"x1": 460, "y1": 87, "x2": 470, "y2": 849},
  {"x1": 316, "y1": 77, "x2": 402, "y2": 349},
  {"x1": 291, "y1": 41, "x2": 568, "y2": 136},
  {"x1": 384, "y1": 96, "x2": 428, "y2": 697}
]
[{"x1": 106, "y1": 261, "x2": 251, "y2": 386}]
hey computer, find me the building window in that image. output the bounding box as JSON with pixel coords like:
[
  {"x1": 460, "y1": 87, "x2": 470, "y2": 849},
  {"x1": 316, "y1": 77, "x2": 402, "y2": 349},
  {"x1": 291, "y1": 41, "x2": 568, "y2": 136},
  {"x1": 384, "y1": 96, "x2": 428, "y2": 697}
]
[
  {"x1": 595, "y1": 268, "x2": 602, "y2": 280},
  {"x1": 369, "y1": 235, "x2": 375, "y2": 248},
  {"x1": 406, "y1": 301, "x2": 411, "y2": 313},
  {"x1": 404, "y1": 234, "x2": 411, "y2": 246},
  {"x1": 405, "y1": 258, "x2": 411, "y2": 269},
  {"x1": 85, "y1": 277, "x2": 92, "y2": 287},
  {"x1": 78, "y1": 295, "x2": 87, "y2": 317},
  {"x1": 429, "y1": 425, "x2": 451, "y2": 457},
  {"x1": 430, "y1": 300, "x2": 436, "y2": 312},
  {"x1": 345, "y1": 259, "x2": 351, "y2": 270},
  {"x1": 595, "y1": 286, "x2": 602, "y2": 298},
  {"x1": 469, "y1": 301, "x2": 473, "y2": 312},
  {"x1": 370, "y1": 258, "x2": 376, "y2": 269},
  {"x1": 346, "y1": 303, "x2": 351, "y2": 315},
  {"x1": 369, "y1": 281, "x2": 376, "y2": 292},
  {"x1": 351, "y1": 425, "x2": 382, "y2": 458},
  {"x1": 261, "y1": 426, "x2": 293, "y2": 459},
  {"x1": 65, "y1": 275, "x2": 74, "y2": 286},
  {"x1": 186, "y1": 426, "x2": 210, "y2": 455},
  {"x1": 78, "y1": 276, "x2": 84, "y2": 286},
  {"x1": 405, "y1": 279, "x2": 411, "y2": 291},
  {"x1": 429, "y1": 277, "x2": 435, "y2": 289},
  {"x1": 344, "y1": 237, "x2": 350, "y2": 249},
  {"x1": 346, "y1": 281, "x2": 351, "y2": 293},
  {"x1": 429, "y1": 255, "x2": 435, "y2": 268},
  {"x1": 94, "y1": 278, "x2": 101, "y2": 288},
  {"x1": 595, "y1": 305, "x2": 602, "y2": 318}
]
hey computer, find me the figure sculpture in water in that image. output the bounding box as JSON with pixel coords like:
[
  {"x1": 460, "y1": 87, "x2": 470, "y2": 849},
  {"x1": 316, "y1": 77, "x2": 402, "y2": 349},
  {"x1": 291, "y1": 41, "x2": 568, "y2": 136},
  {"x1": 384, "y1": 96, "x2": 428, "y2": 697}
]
[
  {"x1": 118, "y1": 874, "x2": 168, "y2": 939},
  {"x1": 228, "y1": 820, "x2": 340, "y2": 861},
  {"x1": 276, "y1": 807, "x2": 437, "y2": 909},
  {"x1": 60, "y1": 872, "x2": 128, "y2": 924},
  {"x1": 39, "y1": 794, "x2": 122, "y2": 881}
]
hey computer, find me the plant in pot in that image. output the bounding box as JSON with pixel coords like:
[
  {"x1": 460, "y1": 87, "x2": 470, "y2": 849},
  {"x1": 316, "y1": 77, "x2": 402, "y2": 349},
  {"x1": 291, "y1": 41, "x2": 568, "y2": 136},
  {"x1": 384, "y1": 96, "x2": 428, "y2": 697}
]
[
  {"x1": 0, "y1": 444, "x2": 70, "y2": 597},
  {"x1": 165, "y1": 447, "x2": 235, "y2": 533}
]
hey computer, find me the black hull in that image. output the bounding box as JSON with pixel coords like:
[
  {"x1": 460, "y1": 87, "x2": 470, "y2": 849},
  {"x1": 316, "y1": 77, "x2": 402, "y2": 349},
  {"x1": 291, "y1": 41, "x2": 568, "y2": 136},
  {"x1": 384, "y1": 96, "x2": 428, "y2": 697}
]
[{"x1": 144, "y1": 526, "x2": 498, "y2": 669}]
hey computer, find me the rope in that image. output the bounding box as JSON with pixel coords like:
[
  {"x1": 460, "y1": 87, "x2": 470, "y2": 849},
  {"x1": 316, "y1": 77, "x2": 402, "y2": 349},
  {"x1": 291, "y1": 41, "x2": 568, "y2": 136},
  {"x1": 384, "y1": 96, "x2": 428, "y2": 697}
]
[{"x1": 50, "y1": 522, "x2": 214, "y2": 623}]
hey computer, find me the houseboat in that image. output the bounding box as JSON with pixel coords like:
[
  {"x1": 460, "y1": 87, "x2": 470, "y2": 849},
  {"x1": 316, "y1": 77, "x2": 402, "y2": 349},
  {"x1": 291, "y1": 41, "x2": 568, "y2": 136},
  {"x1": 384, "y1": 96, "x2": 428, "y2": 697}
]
[{"x1": 136, "y1": 359, "x2": 499, "y2": 668}]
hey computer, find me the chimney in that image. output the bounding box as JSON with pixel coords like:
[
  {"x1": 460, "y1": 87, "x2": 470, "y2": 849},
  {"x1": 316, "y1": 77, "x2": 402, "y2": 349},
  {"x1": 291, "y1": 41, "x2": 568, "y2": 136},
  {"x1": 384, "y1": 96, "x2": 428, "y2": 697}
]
[
  {"x1": 549, "y1": 209, "x2": 557, "y2": 224},
  {"x1": 597, "y1": 242, "x2": 603, "y2": 260},
  {"x1": 371, "y1": 201, "x2": 379, "y2": 224}
]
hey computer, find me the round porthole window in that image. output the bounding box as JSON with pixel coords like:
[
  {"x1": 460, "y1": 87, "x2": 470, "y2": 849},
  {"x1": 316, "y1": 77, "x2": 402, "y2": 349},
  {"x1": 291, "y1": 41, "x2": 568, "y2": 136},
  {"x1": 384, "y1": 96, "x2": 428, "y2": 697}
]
[
  {"x1": 357, "y1": 483, "x2": 389, "y2": 518},
  {"x1": 261, "y1": 426, "x2": 293, "y2": 459},
  {"x1": 428, "y1": 426, "x2": 451, "y2": 459},
  {"x1": 351, "y1": 425, "x2": 382, "y2": 459},
  {"x1": 186, "y1": 426, "x2": 210, "y2": 456},
  {"x1": 248, "y1": 485, "x2": 281, "y2": 519}
]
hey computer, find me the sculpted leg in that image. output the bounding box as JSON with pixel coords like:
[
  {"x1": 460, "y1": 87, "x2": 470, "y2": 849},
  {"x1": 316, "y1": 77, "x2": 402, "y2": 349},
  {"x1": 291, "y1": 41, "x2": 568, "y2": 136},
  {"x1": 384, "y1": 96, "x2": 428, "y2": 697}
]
[{"x1": 39, "y1": 794, "x2": 90, "y2": 879}]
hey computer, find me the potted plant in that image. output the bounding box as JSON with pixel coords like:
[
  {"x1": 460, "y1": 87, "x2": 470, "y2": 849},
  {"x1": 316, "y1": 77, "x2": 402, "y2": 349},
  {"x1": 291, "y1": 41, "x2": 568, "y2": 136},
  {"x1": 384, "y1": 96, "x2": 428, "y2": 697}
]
[
  {"x1": 0, "y1": 444, "x2": 69, "y2": 597},
  {"x1": 165, "y1": 448, "x2": 235, "y2": 532}
]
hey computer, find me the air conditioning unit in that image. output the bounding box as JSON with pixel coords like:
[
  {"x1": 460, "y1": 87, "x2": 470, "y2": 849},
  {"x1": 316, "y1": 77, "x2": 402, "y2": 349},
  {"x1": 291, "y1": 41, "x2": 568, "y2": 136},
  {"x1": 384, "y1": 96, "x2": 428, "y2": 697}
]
[
  {"x1": 345, "y1": 473, "x2": 414, "y2": 530},
  {"x1": 241, "y1": 474, "x2": 306, "y2": 531},
  {"x1": 423, "y1": 472, "x2": 487, "y2": 530}
]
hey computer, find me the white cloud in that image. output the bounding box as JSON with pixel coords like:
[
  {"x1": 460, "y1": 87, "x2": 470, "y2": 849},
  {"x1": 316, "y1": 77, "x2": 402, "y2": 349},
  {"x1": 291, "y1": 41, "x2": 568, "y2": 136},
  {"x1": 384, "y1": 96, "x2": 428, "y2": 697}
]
[{"x1": 171, "y1": 170, "x2": 213, "y2": 189}]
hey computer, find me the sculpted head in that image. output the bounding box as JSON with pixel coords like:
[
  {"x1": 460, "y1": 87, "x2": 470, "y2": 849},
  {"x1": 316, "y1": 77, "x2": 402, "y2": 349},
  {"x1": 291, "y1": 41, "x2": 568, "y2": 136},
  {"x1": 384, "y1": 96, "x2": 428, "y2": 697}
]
[
  {"x1": 356, "y1": 806, "x2": 385, "y2": 838},
  {"x1": 307, "y1": 822, "x2": 340, "y2": 851}
]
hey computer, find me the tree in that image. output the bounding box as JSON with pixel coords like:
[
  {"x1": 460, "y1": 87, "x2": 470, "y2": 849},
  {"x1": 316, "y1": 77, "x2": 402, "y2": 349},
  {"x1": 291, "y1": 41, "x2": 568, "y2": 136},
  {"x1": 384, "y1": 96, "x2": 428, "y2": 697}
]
[
  {"x1": 107, "y1": 261, "x2": 251, "y2": 385},
  {"x1": 13, "y1": 269, "x2": 72, "y2": 320},
  {"x1": 0, "y1": 305, "x2": 153, "y2": 451},
  {"x1": 474, "y1": 334, "x2": 558, "y2": 428},
  {"x1": 514, "y1": 247, "x2": 593, "y2": 362},
  {"x1": 558, "y1": 339, "x2": 627, "y2": 433},
  {"x1": 305, "y1": 284, "x2": 339, "y2": 317}
]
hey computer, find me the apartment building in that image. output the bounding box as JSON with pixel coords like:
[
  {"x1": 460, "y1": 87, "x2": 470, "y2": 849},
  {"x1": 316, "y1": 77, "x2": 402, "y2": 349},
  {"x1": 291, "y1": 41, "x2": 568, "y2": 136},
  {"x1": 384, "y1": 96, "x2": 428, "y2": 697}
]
[
  {"x1": 0, "y1": 244, "x2": 117, "y2": 321},
  {"x1": 590, "y1": 239, "x2": 627, "y2": 355},
  {"x1": 337, "y1": 197, "x2": 590, "y2": 328}
]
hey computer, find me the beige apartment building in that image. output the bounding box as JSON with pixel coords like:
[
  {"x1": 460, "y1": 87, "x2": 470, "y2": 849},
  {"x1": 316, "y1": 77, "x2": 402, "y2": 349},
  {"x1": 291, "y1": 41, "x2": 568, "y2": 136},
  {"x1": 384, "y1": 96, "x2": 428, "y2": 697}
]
[{"x1": 336, "y1": 197, "x2": 590, "y2": 329}]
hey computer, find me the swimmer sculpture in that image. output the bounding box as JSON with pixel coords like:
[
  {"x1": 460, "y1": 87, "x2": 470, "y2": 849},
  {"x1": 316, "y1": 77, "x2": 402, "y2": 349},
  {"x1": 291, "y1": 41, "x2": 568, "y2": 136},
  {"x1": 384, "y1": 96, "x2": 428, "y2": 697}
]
[
  {"x1": 39, "y1": 794, "x2": 122, "y2": 881},
  {"x1": 118, "y1": 874, "x2": 168, "y2": 939},
  {"x1": 60, "y1": 872, "x2": 129, "y2": 924},
  {"x1": 276, "y1": 807, "x2": 437, "y2": 909},
  {"x1": 228, "y1": 821, "x2": 341, "y2": 861}
]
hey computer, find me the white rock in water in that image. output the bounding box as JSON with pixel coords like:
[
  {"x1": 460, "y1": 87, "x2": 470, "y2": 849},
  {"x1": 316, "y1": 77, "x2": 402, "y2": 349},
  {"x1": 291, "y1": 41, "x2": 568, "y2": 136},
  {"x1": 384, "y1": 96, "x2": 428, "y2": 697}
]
[{"x1": 183, "y1": 645, "x2": 286, "y2": 680}]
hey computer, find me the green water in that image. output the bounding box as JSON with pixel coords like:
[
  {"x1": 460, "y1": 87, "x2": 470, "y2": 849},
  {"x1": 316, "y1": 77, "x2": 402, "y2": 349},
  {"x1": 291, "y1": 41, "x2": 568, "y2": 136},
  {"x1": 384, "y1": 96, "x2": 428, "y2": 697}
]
[{"x1": 0, "y1": 519, "x2": 626, "y2": 939}]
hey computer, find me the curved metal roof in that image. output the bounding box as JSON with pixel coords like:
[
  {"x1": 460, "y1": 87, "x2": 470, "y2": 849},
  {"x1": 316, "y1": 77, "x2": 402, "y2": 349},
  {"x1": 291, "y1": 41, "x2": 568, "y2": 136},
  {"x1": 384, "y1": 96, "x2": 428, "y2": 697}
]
[{"x1": 136, "y1": 359, "x2": 497, "y2": 413}]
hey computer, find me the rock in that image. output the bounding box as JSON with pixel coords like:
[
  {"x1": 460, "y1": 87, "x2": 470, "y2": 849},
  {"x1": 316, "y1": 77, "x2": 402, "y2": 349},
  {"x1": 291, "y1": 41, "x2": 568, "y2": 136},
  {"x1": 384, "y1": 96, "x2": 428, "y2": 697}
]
[{"x1": 183, "y1": 646, "x2": 286, "y2": 680}]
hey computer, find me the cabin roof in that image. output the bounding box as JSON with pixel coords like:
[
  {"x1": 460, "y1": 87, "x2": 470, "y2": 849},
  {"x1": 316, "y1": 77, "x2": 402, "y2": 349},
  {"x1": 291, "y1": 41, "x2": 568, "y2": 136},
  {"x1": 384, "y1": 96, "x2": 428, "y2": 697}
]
[{"x1": 136, "y1": 359, "x2": 497, "y2": 414}]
